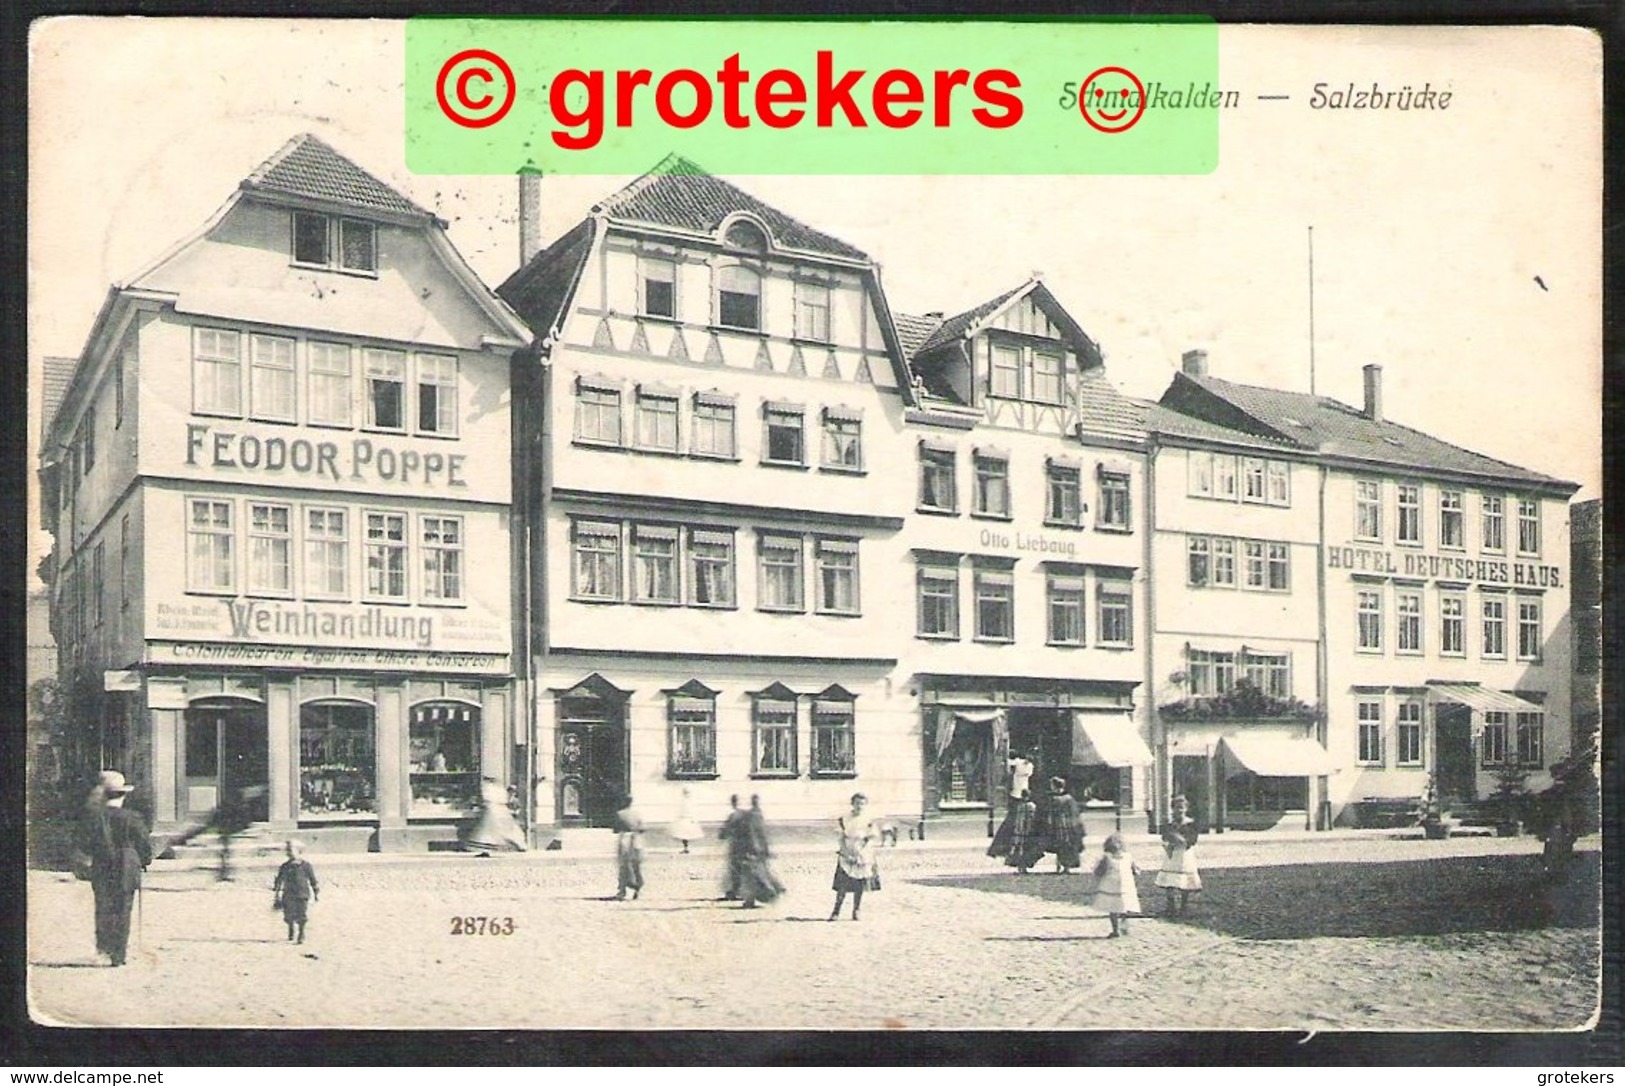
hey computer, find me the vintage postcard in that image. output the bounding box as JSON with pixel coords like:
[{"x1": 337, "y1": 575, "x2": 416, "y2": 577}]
[{"x1": 25, "y1": 18, "x2": 1602, "y2": 1032}]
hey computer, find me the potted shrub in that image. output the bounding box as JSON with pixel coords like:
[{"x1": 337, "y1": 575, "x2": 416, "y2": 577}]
[
  {"x1": 1491, "y1": 762, "x2": 1530, "y2": 836},
  {"x1": 1418, "y1": 774, "x2": 1449, "y2": 839}
]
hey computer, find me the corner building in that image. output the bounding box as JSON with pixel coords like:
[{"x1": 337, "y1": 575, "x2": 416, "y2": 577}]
[{"x1": 39, "y1": 135, "x2": 530, "y2": 849}]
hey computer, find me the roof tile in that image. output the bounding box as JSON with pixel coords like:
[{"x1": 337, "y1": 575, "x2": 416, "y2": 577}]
[{"x1": 241, "y1": 133, "x2": 428, "y2": 219}]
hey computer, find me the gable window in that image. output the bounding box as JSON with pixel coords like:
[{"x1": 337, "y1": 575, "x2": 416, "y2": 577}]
[
  {"x1": 575, "y1": 378, "x2": 622, "y2": 445},
  {"x1": 364, "y1": 349, "x2": 407, "y2": 431},
  {"x1": 340, "y1": 220, "x2": 377, "y2": 273},
  {"x1": 364, "y1": 512, "x2": 408, "y2": 600},
  {"x1": 308, "y1": 343, "x2": 353, "y2": 427},
  {"x1": 1357, "y1": 700, "x2": 1384, "y2": 765},
  {"x1": 1482, "y1": 495, "x2": 1505, "y2": 552},
  {"x1": 193, "y1": 328, "x2": 243, "y2": 416},
  {"x1": 1044, "y1": 461, "x2": 1081, "y2": 527},
  {"x1": 667, "y1": 683, "x2": 718, "y2": 778},
  {"x1": 821, "y1": 408, "x2": 863, "y2": 471},
  {"x1": 1355, "y1": 480, "x2": 1382, "y2": 541},
  {"x1": 1396, "y1": 590, "x2": 1423, "y2": 654},
  {"x1": 1266, "y1": 461, "x2": 1290, "y2": 506},
  {"x1": 421, "y1": 515, "x2": 464, "y2": 602},
  {"x1": 304, "y1": 507, "x2": 348, "y2": 598},
  {"x1": 1439, "y1": 593, "x2": 1465, "y2": 656},
  {"x1": 919, "y1": 446, "x2": 958, "y2": 513},
  {"x1": 1031, "y1": 351, "x2": 1063, "y2": 404},
  {"x1": 631, "y1": 525, "x2": 680, "y2": 604},
  {"x1": 1516, "y1": 596, "x2": 1542, "y2": 661},
  {"x1": 973, "y1": 453, "x2": 1011, "y2": 518},
  {"x1": 416, "y1": 355, "x2": 459, "y2": 436},
  {"x1": 247, "y1": 503, "x2": 293, "y2": 596},
  {"x1": 1481, "y1": 711, "x2": 1508, "y2": 766},
  {"x1": 1242, "y1": 458, "x2": 1267, "y2": 503},
  {"x1": 1481, "y1": 594, "x2": 1507, "y2": 658},
  {"x1": 812, "y1": 689, "x2": 857, "y2": 776},
  {"x1": 972, "y1": 565, "x2": 1015, "y2": 642},
  {"x1": 292, "y1": 212, "x2": 331, "y2": 266},
  {"x1": 1439, "y1": 490, "x2": 1465, "y2": 549},
  {"x1": 635, "y1": 387, "x2": 680, "y2": 452},
  {"x1": 990, "y1": 344, "x2": 1021, "y2": 398},
  {"x1": 1097, "y1": 470, "x2": 1131, "y2": 530},
  {"x1": 1517, "y1": 498, "x2": 1541, "y2": 556},
  {"x1": 1046, "y1": 571, "x2": 1085, "y2": 646},
  {"x1": 762, "y1": 403, "x2": 805, "y2": 466},
  {"x1": 691, "y1": 394, "x2": 736, "y2": 458},
  {"x1": 293, "y1": 212, "x2": 375, "y2": 273},
  {"x1": 246, "y1": 335, "x2": 296, "y2": 422},
  {"x1": 751, "y1": 686, "x2": 798, "y2": 777},
  {"x1": 795, "y1": 280, "x2": 832, "y2": 342},
  {"x1": 815, "y1": 537, "x2": 860, "y2": 615},
  {"x1": 689, "y1": 529, "x2": 736, "y2": 608},
  {"x1": 1097, "y1": 580, "x2": 1133, "y2": 646},
  {"x1": 1515, "y1": 710, "x2": 1544, "y2": 768},
  {"x1": 758, "y1": 534, "x2": 804, "y2": 612},
  {"x1": 1397, "y1": 484, "x2": 1422, "y2": 545},
  {"x1": 916, "y1": 559, "x2": 959, "y2": 639},
  {"x1": 1396, "y1": 701, "x2": 1423, "y2": 766},
  {"x1": 640, "y1": 257, "x2": 676, "y2": 320},
  {"x1": 1356, "y1": 589, "x2": 1383, "y2": 651},
  {"x1": 717, "y1": 265, "x2": 762, "y2": 331},
  {"x1": 571, "y1": 520, "x2": 622, "y2": 601},
  {"x1": 187, "y1": 498, "x2": 234, "y2": 592}
]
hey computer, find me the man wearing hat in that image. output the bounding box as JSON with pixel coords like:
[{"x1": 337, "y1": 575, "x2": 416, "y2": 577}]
[{"x1": 74, "y1": 771, "x2": 152, "y2": 966}]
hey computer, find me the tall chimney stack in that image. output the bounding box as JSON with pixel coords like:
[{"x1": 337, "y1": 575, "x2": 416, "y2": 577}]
[
  {"x1": 1363, "y1": 363, "x2": 1383, "y2": 422},
  {"x1": 518, "y1": 165, "x2": 543, "y2": 267},
  {"x1": 1181, "y1": 349, "x2": 1209, "y2": 378}
]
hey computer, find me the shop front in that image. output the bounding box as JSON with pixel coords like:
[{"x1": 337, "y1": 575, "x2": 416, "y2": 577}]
[{"x1": 1164, "y1": 726, "x2": 1336, "y2": 832}]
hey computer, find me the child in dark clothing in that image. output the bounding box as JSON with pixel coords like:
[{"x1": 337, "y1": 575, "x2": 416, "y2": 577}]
[{"x1": 272, "y1": 840, "x2": 319, "y2": 943}]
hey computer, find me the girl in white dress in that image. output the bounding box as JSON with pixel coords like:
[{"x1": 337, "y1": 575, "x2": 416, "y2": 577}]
[
  {"x1": 1155, "y1": 794, "x2": 1202, "y2": 915},
  {"x1": 1091, "y1": 833, "x2": 1140, "y2": 937},
  {"x1": 668, "y1": 786, "x2": 703, "y2": 854}
]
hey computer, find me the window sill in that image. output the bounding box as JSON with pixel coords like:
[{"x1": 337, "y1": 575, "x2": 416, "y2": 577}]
[
  {"x1": 361, "y1": 425, "x2": 410, "y2": 438},
  {"x1": 974, "y1": 636, "x2": 1015, "y2": 645},
  {"x1": 687, "y1": 601, "x2": 739, "y2": 611},
  {"x1": 1045, "y1": 641, "x2": 1086, "y2": 649},
  {"x1": 709, "y1": 324, "x2": 763, "y2": 337},
  {"x1": 916, "y1": 633, "x2": 960, "y2": 642},
  {"x1": 359, "y1": 597, "x2": 413, "y2": 607},
  {"x1": 1395, "y1": 763, "x2": 1426, "y2": 770},
  {"x1": 1354, "y1": 536, "x2": 1384, "y2": 546},
  {"x1": 1439, "y1": 544, "x2": 1466, "y2": 553},
  {"x1": 243, "y1": 592, "x2": 297, "y2": 603},
  {"x1": 412, "y1": 430, "x2": 461, "y2": 442},
  {"x1": 1094, "y1": 524, "x2": 1133, "y2": 535},
  {"x1": 629, "y1": 445, "x2": 684, "y2": 458},
  {"x1": 971, "y1": 512, "x2": 1013, "y2": 523},
  {"x1": 290, "y1": 261, "x2": 379, "y2": 280},
  {"x1": 419, "y1": 599, "x2": 470, "y2": 609},
  {"x1": 790, "y1": 336, "x2": 836, "y2": 348},
  {"x1": 915, "y1": 506, "x2": 960, "y2": 518},
  {"x1": 750, "y1": 771, "x2": 800, "y2": 780},
  {"x1": 191, "y1": 409, "x2": 247, "y2": 422},
  {"x1": 1096, "y1": 642, "x2": 1134, "y2": 651},
  {"x1": 1515, "y1": 552, "x2": 1542, "y2": 561},
  {"x1": 572, "y1": 438, "x2": 626, "y2": 452},
  {"x1": 1396, "y1": 649, "x2": 1424, "y2": 658},
  {"x1": 1396, "y1": 540, "x2": 1423, "y2": 549},
  {"x1": 185, "y1": 588, "x2": 241, "y2": 598},
  {"x1": 688, "y1": 452, "x2": 742, "y2": 464},
  {"x1": 1355, "y1": 761, "x2": 1385, "y2": 768},
  {"x1": 568, "y1": 594, "x2": 624, "y2": 605},
  {"x1": 757, "y1": 605, "x2": 807, "y2": 615},
  {"x1": 306, "y1": 419, "x2": 358, "y2": 431},
  {"x1": 1440, "y1": 651, "x2": 1467, "y2": 659},
  {"x1": 1515, "y1": 657, "x2": 1543, "y2": 665},
  {"x1": 815, "y1": 609, "x2": 863, "y2": 618},
  {"x1": 246, "y1": 415, "x2": 299, "y2": 427},
  {"x1": 666, "y1": 771, "x2": 720, "y2": 781},
  {"x1": 819, "y1": 465, "x2": 867, "y2": 476},
  {"x1": 628, "y1": 599, "x2": 683, "y2": 608},
  {"x1": 638, "y1": 313, "x2": 681, "y2": 325},
  {"x1": 1042, "y1": 520, "x2": 1084, "y2": 531},
  {"x1": 811, "y1": 770, "x2": 859, "y2": 780},
  {"x1": 761, "y1": 460, "x2": 810, "y2": 471}
]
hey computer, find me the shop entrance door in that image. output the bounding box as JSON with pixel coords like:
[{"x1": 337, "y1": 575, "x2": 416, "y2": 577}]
[
  {"x1": 1007, "y1": 708, "x2": 1070, "y2": 796},
  {"x1": 1435, "y1": 704, "x2": 1476, "y2": 805},
  {"x1": 185, "y1": 701, "x2": 269, "y2": 823},
  {"x1": 556, "y1": 676, "x2": 630, "y2": 828}
]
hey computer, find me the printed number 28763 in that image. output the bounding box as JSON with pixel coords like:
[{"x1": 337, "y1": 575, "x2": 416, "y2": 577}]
[{"x1": 450, "y1": 916, "x2": 516, "y2": 935}]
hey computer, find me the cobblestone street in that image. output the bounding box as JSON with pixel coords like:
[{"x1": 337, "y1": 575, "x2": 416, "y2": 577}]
[{"x1": 27, "y1": 834, "x2": 1600, "y2": 1031}]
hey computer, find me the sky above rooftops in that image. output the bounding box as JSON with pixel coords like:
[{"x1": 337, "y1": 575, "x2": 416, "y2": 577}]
[{"x1": 28, "y1": 20, "x2": 1600, "y2": 584}]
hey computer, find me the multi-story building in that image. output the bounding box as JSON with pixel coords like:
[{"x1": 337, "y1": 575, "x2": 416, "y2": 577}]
[
  {"x1": 893, "y1": 281, "x2": 1153, "y2": 836},
  {"x1": 1148, "y1": 355, "x2": 1579, "y2": 828},
  {"x1": 38, "y1": 134, "x2": 530, "y2": 849}
]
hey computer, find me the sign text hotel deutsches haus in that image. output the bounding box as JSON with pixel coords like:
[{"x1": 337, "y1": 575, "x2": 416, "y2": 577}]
[{"x1": 1328, "y1": 543, "x2": 1564, "y2": 588}]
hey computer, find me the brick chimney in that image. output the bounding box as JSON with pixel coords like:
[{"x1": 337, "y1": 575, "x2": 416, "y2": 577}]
[
  {"x1": 1181, "y1": 349, "x2": 1208, "y2": 377},
  {"x1": 518, "y1": 165, "x2": 543, "y2": 267},
  {"x1": 1363, "y1": 363, "x2": 1383, "y2": 422}
]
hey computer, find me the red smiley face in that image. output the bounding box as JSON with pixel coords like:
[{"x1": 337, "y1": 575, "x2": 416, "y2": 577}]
[{"x1": 1079, "y1": 66, "x2": 1147, "y2": 134}]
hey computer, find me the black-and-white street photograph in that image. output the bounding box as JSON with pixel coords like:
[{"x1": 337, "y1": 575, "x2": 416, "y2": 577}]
[{"x1": 24, "y1": 20, "x2": 1602, "y2": 1032}]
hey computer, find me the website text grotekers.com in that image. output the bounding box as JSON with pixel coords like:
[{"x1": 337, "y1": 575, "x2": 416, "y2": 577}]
[{"x1": 547, "y1": 52, "x2": 1023, "y2": 150}]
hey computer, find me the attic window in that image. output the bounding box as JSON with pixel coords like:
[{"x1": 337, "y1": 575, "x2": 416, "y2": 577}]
[
  {"x1": 292, "y1": 211, "x2": 377, "y2": 274},
  {"x1": 723, "y1": 220, "x2": 769, "y2": 253}
]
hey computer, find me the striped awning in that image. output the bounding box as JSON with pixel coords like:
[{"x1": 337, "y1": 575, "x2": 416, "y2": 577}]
[{"x1": 1427, "y1": 682, "x2": 1538, "y2": 715}]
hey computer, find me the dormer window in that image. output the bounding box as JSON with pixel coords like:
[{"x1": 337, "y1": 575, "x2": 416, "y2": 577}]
[
  {"x1": 292, "y1": 211, "x2": 377, "y2": 274},
  {"x1": 986, "y1": 337, "x2": 1066, "y2": 404},
  {"x1": 724, "y1": 219, "x2": 769, "y2": 253}
]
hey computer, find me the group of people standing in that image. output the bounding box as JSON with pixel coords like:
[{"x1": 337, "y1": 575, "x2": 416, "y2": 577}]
[{"x1": 986, "y1": 770, "x2": 1088, "y2": 875}]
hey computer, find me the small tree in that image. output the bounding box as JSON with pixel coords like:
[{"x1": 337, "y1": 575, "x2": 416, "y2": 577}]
[{"x1": 1491, "y1": 761, "x2": 1531, "y2": 828}]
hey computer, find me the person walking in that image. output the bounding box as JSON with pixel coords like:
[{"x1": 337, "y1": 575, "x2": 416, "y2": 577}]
[
  {"x1": 271, "y1": 840, "x2": 320, "y2": 944},
  {"x1": 736, "y1": 795, "x2": 785, "y2": 909},
  {"x1": 717, "y1": 794, "x2": 749, "y2": 901},
  {"x1": 74, "y1": 771, "x2": 151, "y2": 967},
  {"x1": 1155, "y1": 794, "x2": 1203, "y2": 915},
  {"x1": 988, "y1": 789, "x2": 1042, "y2": 875},
  {"x1": 1091, "y1": 832, "x2": 1141, "y2": 937},
  {"x1": 463, "y1": 777, "x2": 528, "y2": 853},
  {"x1": 1044, "y1": 776, "x2": 1085, "y2": 874},
  {"x1": 829, "y1": 792, "x2": 880, "y2": 921},
  {"x1": 669, "y1": 785, "x2": 703, "y2": 855},
  {"x1": 614, "y1": 796, "x2": 646, "y2": 901}
]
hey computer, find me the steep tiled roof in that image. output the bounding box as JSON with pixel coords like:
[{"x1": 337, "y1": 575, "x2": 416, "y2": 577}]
[
  {"x1": 1161, "y1": 371, "x2": 1574, "y2": 489},
  {"x1": 594, "y1": 154, "x2": 867, "y2": 260},
  {"x1": 1075, "y1": 369, "x2": 1148, "y2": 442},
  {"x1": 916, "y1": 282, "x2": 1028, "y2": 355},
  {"x1": 892, "y1": 313, "x2": 944, "y2": 360},
  {"x1": 1143, "y1": 400, "x2": 1305, "y2": 453},
  {"x1": 497, "y1": 219, "x2": 595, "y2": 339},
  {"x1": 241, "y1": 133, "x2": 429, "y2": 219},
  {"x1": 40, "y1": 356, "x2": 78, "y2": 443}
]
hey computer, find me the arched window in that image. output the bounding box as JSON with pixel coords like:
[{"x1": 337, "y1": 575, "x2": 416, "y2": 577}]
[
  {"x1": 716, "y1": 265, "x2": 762, "y2": 331},
  {"x1": 723, "y1": 219, "x2": 769, "y2": 253}
]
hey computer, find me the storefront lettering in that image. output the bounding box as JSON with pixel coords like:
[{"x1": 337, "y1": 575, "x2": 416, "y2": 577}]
[
  {"x1": 1326, "y1": 544, "x2": 1561, "y2": 587},
  {"x1": 185, "y1": 423, "x2": 467, "y2": 488},
  {"x1": 223, "y1": 600, "x2": 433, "y2": 648},
  {"x1": 979, "y1": 527, "x2": 1078, "y2": 558},
  {"x1": 147, "y1": 641, "x2": 508, "y2": 673}
]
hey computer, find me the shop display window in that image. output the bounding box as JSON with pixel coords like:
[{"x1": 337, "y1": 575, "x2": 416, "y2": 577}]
[
  {"x1": 299, "y1": 702, "x2": 375, "y2": 818},
  {"x1": 409, "y1": 701, "x2": 480, "y2": 815}
]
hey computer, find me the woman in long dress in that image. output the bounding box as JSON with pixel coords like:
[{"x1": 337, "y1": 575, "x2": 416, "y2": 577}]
[
  {"x1": 1044, "y1": 776, "x2": 1085, "y2": 874},
  {"x1": 614, "y1": 797, "x2": 645, "y2": 900},
  {"x1": 988, "y1": 790, "x2": 1041, "y2": 874},
  {"x1": 735, "y1": 795, "x2": 785, "y2": 908},
  {"x1": 1155, "y1": 794, "x2": 1202, "y2": 915},
  {"x1": 668, "y1": 786, "x2": 703, "y2": 854},
  {"x1": 829, "y1": 793, "x2": 880, "y2": 920},
  {"x1": 463, "y1": 777, "x2": 527, "y2": 853}
]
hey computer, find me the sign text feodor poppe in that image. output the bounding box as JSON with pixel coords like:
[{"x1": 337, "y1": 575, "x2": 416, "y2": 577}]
[
  {"x1": 185, "y1": 423, "x2": 468, "y2": 488},
  {"x1": 1328, "y1": 543, "x2": 1562, "y2": 588}
]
